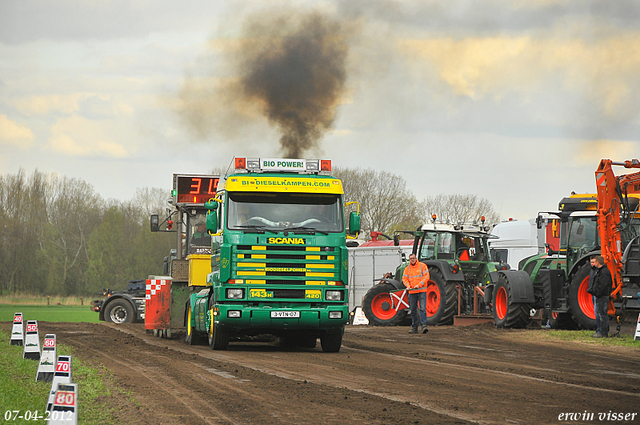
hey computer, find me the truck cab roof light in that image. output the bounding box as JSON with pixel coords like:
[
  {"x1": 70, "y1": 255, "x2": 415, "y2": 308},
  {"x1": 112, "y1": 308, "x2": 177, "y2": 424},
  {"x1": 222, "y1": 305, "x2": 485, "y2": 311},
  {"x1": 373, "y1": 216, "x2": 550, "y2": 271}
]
[
  {"x1": 234, "y1": 157, "x2": 246, "y2": 170},
  {"x1": 233, "y1": 157, "x2": 331, "y2": 174},
  {"x1": 246, "y1": 159, "x2": 260, "y2": 170}
]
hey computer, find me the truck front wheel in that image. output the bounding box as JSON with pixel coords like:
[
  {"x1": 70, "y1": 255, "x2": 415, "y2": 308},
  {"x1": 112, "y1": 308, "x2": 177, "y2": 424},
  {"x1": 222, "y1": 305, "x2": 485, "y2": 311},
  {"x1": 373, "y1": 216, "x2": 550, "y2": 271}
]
[
  {"x1": 105, "y1": 300, "x2": 134, "y2": 324},
  {"x1": 320, "y1": 329, "x2": 343, "y2": 352},
  {"x1": 209, "y1": 321, "x2": 229, "y2": 350}
]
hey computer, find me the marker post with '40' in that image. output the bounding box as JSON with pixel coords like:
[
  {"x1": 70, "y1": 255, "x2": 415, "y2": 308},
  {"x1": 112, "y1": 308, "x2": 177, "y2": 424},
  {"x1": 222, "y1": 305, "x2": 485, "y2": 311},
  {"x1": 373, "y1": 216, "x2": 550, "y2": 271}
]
[{"x1": 184, "y1": 156, "x2": 360, "y2": 352}]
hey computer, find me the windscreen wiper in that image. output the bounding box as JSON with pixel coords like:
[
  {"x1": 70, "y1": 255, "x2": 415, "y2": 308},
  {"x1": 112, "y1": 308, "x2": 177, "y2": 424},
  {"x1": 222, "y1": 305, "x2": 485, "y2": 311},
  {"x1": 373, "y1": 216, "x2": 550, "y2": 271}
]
[
  {"x1": 283, "y1": 226, "x2": 329, "y2": 235},
  {"x1": 236, "y1": 225, "x2": 277, "y2": 234}
]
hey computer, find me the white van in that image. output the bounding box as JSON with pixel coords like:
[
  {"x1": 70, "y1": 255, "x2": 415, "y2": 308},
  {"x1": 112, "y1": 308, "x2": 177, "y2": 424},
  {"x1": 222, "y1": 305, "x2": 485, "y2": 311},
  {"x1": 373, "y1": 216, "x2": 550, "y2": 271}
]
[{"x1": 489, "y1": 219, "x2": 545, "y2": 270}]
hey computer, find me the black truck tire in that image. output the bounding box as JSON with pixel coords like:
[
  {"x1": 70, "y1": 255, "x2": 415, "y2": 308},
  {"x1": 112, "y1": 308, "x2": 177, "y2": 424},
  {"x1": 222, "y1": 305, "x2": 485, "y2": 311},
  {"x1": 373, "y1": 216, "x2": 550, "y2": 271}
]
[
  {"x1": 320, "y1": 329, "x2": 343, "y2": 353},
  {"x1": 104, "y1": 300, "x2": 134, "y2": 324},
  {"x1": 210, "y1": 321, "x2": 229, "y2": 350},
  {"x1": 426, "y1": 268, "x2": 458, "y2": 326},
  {"x1": 362, "y1": 283, "x2": 408, "y2": 326},
  {"x1": 492, "y1": 273, "x2": 530, "y2": 328},
  {"x1": 568, "y1": 263, "x2": 597, "y2": 330}
]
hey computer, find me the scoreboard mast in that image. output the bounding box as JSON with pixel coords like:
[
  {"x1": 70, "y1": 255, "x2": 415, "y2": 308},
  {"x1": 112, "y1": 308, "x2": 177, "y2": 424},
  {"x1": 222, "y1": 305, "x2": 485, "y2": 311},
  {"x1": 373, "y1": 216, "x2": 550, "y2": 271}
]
[{"x1": 173, "y1": 174, "x2": 220, "y2": 206}]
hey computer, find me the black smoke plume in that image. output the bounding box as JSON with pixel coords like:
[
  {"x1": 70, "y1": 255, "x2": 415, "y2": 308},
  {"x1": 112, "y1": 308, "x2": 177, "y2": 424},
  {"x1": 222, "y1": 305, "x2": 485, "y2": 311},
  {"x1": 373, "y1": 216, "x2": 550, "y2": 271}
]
[
  {"x1": 178, "y1": 10, "x2": 350, "y2": 159},
  {"x1": 238, "y1": 12, "x2": 348, "y2": 158}
]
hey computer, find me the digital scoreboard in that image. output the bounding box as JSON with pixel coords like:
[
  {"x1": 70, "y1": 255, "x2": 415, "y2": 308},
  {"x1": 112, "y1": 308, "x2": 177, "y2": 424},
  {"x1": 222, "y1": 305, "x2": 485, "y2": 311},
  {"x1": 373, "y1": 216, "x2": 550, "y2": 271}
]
[{"x1": 173, "y1": 174, "x2": 219, "y2": 205}]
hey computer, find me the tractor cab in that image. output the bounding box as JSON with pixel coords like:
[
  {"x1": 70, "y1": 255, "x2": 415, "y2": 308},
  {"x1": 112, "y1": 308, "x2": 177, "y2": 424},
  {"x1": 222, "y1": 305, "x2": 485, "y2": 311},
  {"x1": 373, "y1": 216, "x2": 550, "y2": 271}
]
[{"x1": 409, "y1": 219, "x2": 501, "y2": 287}]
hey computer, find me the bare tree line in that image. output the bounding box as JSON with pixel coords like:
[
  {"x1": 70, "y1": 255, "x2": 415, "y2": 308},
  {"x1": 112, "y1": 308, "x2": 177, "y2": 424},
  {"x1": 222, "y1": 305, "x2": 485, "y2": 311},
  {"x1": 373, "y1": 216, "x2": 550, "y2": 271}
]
[
  {"x1": 0, "y1": 169, "x2": 173, "y2": 296},
  {"x1": 332, "y1": 167, "x2": 500, "y2": 240},
  {"x1": 0, "y1": 167, "x2": 499, "y2": 295}
]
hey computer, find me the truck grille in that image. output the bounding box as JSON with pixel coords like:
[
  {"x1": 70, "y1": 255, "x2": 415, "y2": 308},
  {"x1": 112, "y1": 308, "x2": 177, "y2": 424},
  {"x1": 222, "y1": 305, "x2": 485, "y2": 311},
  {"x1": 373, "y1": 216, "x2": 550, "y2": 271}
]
[{"x1": 233, "y1": 245, "x2": 339, "y2": 282}]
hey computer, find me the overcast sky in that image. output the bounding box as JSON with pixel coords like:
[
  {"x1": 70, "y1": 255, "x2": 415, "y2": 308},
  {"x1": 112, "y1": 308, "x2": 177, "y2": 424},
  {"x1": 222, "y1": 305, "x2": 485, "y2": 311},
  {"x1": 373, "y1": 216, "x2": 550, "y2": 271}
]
[{"x1": 1, "y1": 0, "x2": 640, "y2": 221}]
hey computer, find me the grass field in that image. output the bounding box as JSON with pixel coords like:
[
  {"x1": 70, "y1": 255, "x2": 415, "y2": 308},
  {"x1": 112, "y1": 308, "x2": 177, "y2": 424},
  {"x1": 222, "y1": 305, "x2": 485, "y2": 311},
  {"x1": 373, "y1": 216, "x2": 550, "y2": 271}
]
[
  {"x1": 0, "y1": 330, "x2": 114, "y2": 424},
  {"x1": 0, "y1": 305, "x2": 100, "y2": 323},
  {"x1": 0, "y1": 295, "x2": 90, "y2": 306}
]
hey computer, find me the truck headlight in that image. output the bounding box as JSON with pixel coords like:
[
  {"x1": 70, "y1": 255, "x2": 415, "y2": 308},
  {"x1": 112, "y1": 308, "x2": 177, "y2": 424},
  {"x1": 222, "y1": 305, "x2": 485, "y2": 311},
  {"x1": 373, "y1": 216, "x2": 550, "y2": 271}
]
[
  {"x1": 329, "y1": 311, "x2": 343, "y2": 319},
  {"x1": 326, "y1": 290, "x2": 343, "y2": 301},
  {"x1": 227, "y1": 310, "x2": 242, "y2": 318},
  {"x1": 226, "y1": 288, "x2": 244, "y2": 299}
]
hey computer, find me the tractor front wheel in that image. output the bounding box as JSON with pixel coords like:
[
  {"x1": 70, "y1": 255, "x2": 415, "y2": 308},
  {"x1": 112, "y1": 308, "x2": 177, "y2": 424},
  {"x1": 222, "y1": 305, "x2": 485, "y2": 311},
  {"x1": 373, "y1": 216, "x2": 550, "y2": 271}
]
[
  {"x1": 362, "y1": 283, "x2": 407, "y2": 326},
  {"x1": 492, "y1": 274, "x2": 530, "y2": 328}
]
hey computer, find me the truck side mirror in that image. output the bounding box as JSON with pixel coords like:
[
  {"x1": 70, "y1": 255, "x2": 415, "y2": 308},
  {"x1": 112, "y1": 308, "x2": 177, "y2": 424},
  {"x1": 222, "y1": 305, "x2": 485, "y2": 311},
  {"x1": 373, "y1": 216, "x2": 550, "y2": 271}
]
[
  {"x1": 393, "y1": 234, "x2": 399, "y2": 246},
  {"x1": 150, "y1": 214, "x2": 159, "y2": 232},
  {"x1": 349, "y1": 211, "x2": 360, "y2": 235},
  {"x1": 206, "y1": 202, "x2": 219, "y2": 234},
  {"x1": 536, "y1": 215, "x2": 543, "y2": 229}
]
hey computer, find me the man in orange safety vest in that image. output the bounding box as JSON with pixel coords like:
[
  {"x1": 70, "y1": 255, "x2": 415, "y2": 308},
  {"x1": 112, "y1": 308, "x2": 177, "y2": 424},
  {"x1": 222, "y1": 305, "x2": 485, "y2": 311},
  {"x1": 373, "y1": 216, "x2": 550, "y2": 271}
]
[{"x1": 402, "y1": 253, "x2": 430, "y2": 334}]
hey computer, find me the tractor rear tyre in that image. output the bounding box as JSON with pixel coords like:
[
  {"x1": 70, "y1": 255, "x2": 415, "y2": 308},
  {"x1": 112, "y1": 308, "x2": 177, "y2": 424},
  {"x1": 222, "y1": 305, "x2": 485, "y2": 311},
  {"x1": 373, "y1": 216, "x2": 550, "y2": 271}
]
[
  {"x1": 362, "y1": 283, "x2": 408, "y2": 326},
  {"x1": 104, "y1": 300, "x2": 134, "y2": 324},
  {"x1": 568, "y1": 263, "x2": 596, "y2": 330},
  {"x1": 320, "y1": 329, "x2": 343, "y2": 353},
  {"x1": 492, "y1": 273, "x2": 530, "y2": 328},
  {"x1": 425, "y1": 268, "x2": 458, "y2": 326}
]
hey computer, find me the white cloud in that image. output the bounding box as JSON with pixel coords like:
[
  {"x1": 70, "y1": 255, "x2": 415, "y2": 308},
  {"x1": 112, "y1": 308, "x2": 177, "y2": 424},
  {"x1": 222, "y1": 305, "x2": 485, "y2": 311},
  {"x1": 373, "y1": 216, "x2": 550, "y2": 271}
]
[
  {"x1": 398, "y1": 33, "x2": 640, "y2": 117},
  {"x1": 49, "y1": 115, "x2": 129, "y2": 158},
  {"x1": 0, "y1": 114, "x2": 35, "y2": 148},
  {"x1": 14, "y1": 94, "x2": 82, "y2": 116},
  {"x1": 574, "y1": 140, "x2": 638, "y2": 166}
]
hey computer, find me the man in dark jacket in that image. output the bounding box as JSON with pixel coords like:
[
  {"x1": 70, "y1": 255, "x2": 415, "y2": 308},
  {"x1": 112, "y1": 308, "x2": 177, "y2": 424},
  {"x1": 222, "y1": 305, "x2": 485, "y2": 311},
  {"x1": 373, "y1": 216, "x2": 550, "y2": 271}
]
[{"x1": 587, "y1": 255, "x2": 612, "y2": 338}]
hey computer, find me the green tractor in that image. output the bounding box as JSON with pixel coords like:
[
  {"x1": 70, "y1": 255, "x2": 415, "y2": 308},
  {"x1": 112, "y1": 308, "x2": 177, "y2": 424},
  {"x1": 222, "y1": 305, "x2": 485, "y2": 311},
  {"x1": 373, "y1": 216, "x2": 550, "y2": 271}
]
[
  {"x1": 362, "y1": 218, "x2": 534, "y2": 328},
  {"x1": 519, "y1": 193, "x2": 640, "y2": 329}
]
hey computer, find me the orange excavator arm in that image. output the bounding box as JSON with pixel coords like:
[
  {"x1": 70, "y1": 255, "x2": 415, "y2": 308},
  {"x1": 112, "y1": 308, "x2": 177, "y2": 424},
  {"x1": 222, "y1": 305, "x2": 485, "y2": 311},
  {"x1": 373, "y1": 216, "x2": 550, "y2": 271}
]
[{"x1": 595, "y1": 159, "x2": 640, "y2": 304}]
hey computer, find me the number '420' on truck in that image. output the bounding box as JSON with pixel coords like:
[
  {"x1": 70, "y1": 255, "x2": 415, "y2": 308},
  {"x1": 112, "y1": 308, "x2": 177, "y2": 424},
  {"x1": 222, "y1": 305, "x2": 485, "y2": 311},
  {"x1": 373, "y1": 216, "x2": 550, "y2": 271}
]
[{"x1": 185, "y1": 157, "x2": 361, "y2": 352}]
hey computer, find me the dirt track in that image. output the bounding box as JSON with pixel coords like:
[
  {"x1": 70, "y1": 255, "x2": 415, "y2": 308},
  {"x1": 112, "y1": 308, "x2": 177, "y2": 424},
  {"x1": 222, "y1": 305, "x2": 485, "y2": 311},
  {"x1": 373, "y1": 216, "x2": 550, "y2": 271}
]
[{"x1": 4, "y1": 321, "x2": 640, "y2": 425}]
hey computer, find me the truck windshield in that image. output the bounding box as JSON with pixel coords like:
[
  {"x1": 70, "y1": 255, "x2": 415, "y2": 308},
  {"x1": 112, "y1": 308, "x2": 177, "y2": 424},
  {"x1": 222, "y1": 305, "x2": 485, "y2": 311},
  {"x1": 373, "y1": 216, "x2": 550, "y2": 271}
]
[{"x1": 226, "y1": 192, "x2": 344, "y2": 233}]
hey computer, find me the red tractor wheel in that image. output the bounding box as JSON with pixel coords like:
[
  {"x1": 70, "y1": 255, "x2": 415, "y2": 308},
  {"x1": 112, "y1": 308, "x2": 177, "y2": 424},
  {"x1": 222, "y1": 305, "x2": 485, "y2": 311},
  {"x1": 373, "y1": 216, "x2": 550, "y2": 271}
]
[
  {"x1": 568, "y1": 263, "x2": 596, "y2": 330},
  {"x1": 491, "y1": 273, "x2": 530, "y2": 328},
  {"x1": 362, "y1": 283, "x2": 407, "y2": 326},
  {"x1": 424, "y1": 269, "x2": 457, "y2": 326}
]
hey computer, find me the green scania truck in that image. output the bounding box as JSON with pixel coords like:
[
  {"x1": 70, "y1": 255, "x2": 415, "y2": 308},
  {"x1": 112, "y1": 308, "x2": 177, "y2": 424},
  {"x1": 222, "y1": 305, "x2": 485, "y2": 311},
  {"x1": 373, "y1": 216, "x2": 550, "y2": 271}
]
[{"x1": 185, "y1": 157, "x2": 360, "y2": 352}]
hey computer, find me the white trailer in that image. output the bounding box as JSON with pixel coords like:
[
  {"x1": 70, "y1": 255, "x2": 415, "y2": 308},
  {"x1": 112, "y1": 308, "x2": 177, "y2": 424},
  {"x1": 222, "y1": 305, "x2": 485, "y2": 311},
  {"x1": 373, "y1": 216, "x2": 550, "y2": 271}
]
[
  {"x1": 489, "y1": 219, "x2": 545, "y2": 270},
  {"x1": 347, "y1": 242, "x2": 414, "y2": 310}
]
